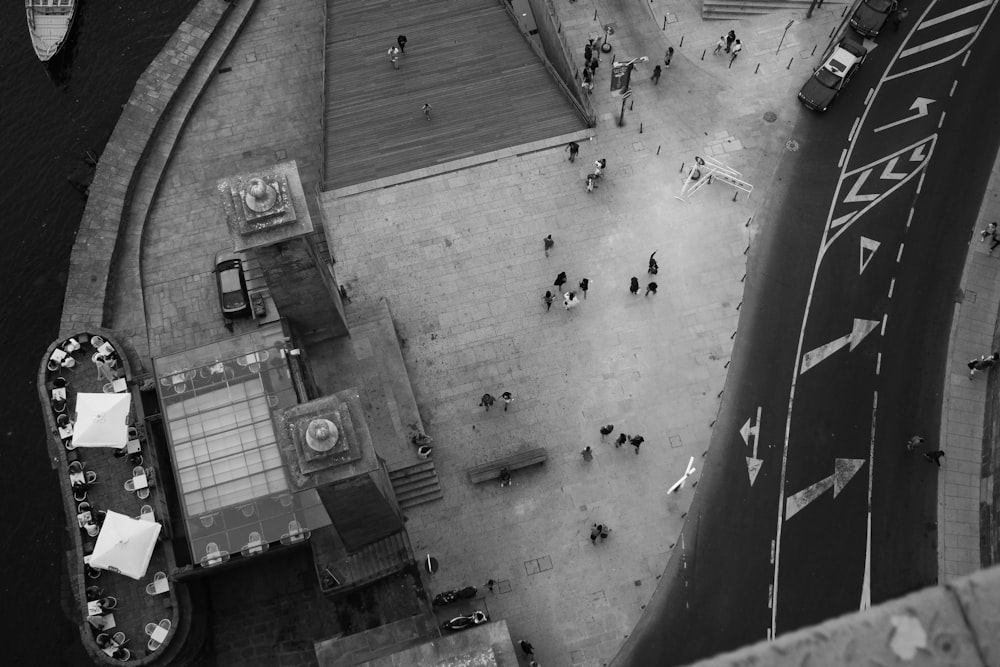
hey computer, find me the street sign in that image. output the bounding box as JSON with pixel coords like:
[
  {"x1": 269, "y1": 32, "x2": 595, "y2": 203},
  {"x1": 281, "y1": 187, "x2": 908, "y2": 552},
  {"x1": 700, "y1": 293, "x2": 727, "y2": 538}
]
[{"x1": 610, "y1": 61, "x2": 633, "y2": 97}]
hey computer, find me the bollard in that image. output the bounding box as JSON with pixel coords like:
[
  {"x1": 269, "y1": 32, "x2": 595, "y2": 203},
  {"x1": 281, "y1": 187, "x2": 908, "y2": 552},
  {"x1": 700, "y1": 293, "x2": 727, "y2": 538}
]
[
  {"x1": 787, "y1": 57, "x2": 793, "y2": 69},
  {"x1": 663, "y1": 16, "x2": 667, "y2": 30},
  {"x1": 736, "y1": 301, "x2": 742, "y2": 310},
  {"x1": 730, "y1": 330, "x2": 737, "y2": 340},
  {"x1": 629, "y1": 100, "x2": 633, "y2": 110},
  {"x1": 679, "y1": 162, "x2": 685, "y2": 172},
  {"x1": 724, "y1": 360, "x2": 730, "y2": 368},
  {"x1": 640, "y1": 122, "x2": 643, "y2": 133},
  {"x1": 740, "y1": 273, "x2": 746, "y2": 282},
  {"x1": 829, "y1": 26, "x2": 836, "y2": 38},
  {"x1": 709, "y1": 421, "x2": 715, "y2": 428},
  {"x1": 707, "y1": 174, "x2": 713, "y2": 185},
  {"x1": 679, "y1": 35, "x2": 684, "y2": 47},
  {"x1": 732, "y1": 190, "x2": 739, "y2": 201},
  {"x1": 701, "y1": 49, "x2": 706, "y2": 60},
  {"x1": 594, "y1": 9, "x2": 598, "y2": 20},
  {"x1": 842, "y1": 5, "x2": 848, "y2": 16},
  {"x1": 745, "y1": 216, "x2": 752, "y2": 227},
  {"x1": 755, "y1": 63, "x2": 760, "y2": 74},
  {"x1": 811, "y1": 44, "x2": 817, "y2": 56},
  {"x1": 744, "y1": 245, "x2": 750, "y2": 255},
  {"x1": 657, "y1": 145, "x2": 661, "y2": 155}
]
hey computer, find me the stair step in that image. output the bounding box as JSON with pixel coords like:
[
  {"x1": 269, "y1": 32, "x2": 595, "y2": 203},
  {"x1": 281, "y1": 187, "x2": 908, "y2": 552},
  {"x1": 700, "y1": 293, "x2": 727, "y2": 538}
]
[
  {"x1": 389, "y1": 460, "x2": 436, "y2": 478},
  {"x1": 398, "y1": 488, "x2": 444, "y2": 510},
  {"x1": 391, "y1": 470, "x2": 439, "y2": 490}
]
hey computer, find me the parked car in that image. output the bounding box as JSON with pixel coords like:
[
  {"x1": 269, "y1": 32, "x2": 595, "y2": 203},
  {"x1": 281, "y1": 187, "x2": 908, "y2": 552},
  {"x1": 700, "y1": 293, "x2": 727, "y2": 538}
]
[
  {"x1": 214, "y1": 251, "x2": 251, "y2": 317},
  {"x1": 798, "y1": 36, "x2": 868, "y2": 112},
  {"x1": 850, "y1": 0, "x2": 896, "y2": 37}
]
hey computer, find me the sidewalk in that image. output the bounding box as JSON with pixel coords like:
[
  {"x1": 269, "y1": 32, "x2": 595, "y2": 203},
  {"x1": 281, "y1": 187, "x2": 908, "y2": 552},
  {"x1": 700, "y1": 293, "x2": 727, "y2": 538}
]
[{"x1": 321, "y1": 3, "x2": 848, "y2": 666}]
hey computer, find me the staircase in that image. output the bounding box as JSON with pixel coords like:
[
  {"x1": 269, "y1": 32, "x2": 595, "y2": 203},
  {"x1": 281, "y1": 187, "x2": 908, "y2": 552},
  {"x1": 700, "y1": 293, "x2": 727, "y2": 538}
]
[
  {"x1": 323, "y1": 530, "x2": 414, "y2": 596},
  {"x1": 389, "y1": 460, "x2": 444, "y2": 511},
  {"x1": 702, "y1": 0, "x2": 841, "y2": 20}
]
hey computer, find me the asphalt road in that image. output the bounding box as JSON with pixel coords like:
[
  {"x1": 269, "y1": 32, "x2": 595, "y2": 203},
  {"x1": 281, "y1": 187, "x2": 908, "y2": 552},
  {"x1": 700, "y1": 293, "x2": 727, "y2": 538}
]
[{"x1": 614, "y1": 1, "x2": 1000, "y2": 664}]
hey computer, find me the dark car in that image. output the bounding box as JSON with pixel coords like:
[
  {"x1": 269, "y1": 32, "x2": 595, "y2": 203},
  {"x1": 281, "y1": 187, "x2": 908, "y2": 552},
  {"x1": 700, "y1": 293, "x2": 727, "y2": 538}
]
[
  {"x1": 798, "y1": 37, "x2": 868, "y2": 112},
  {"x1": 850, "y1": 0, "x2": 896, "y2": 37},
  {"x1": 215, "y1": 251, "x2": 251, "y2": 317}
]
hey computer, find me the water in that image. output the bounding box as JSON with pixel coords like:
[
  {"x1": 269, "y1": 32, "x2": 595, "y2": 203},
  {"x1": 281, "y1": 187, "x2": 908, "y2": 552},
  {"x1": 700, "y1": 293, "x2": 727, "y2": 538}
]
[{"x1": 0, "y1": 1, "x2": 199, "y2": 662}]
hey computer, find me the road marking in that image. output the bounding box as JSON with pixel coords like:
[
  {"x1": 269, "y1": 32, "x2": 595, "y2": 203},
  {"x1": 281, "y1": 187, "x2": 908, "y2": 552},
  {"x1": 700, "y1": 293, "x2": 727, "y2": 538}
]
[
  {"x1": 876, "y1": 352, "x2": 882, "y2": 375},
  {"x1": 917, "y1": 172, "x2": 926, "y2": 194},
  {"x1": 962, "y1": 51, "x2": 971, "y2": 66},
  {"x1": 918, "y1": 1, "x2": 992, "y2": 30},
  {"x1": 785, "y1": 459, "x2": 866, "y2": 520},
  {"x1": 801, "y1": 318, "x2": 880, "y2": 374},
  {"x1": 897, "y1": 244, "x2": 904, "y2": 262},
  {"x1": 865, "y1": 88, "x2": 875, "y2": 104},
  {"x1": 906, "y1": 208, "x2": 914, "y2": 229},
  {"x1": 860, "y1": 236, "x2": 880, "y2": 274},
  {"x1": 849, "y1": 117, "x2": 861, "y2": 141},
  {"x1": 888, "y1": 277, "x2": 895, "y2": 298},
  {"x1": 901, "y1": 27, "x2": 977, "y2": 58},
  {"x1": 839, "y1": 149, "x2": 847, "y2": 168},
  {"x1": 881, "y1": 313, "x2": 888, "y2": 336},
  {"x1": 844, "y1": 169, "x2": 878, "y2": 202},
  {"x1": 950, "y1": 80, "x2": 958, "y2": 96},
  {"x1": 832, "y1": 212, "x2": 854, "y2": 229},
  {"x1": 873, "y1": 98, "x2": 935, "y2": 133},
  {"x1": 938, "y1": 111, "x2": 947, "y2": 128},
  {"x1": 741, "y1": 407, "x2": 764, "y2": 486},
  {"x1": 861, "y1": 390, "x2": 878, "y2": 611},
  {"x1": 880, "y1": 157, "x2": 907, "y2": 180}
]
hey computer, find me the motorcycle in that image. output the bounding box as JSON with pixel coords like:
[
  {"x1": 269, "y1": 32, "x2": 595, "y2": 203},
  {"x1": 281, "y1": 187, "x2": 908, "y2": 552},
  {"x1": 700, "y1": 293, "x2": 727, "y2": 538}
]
[
  {"x1": 441, "y1": 610, "x2": 489, "y2": 632},
  {"x1": 432, "y1": 585, "x2": 477, "y2": 607}
]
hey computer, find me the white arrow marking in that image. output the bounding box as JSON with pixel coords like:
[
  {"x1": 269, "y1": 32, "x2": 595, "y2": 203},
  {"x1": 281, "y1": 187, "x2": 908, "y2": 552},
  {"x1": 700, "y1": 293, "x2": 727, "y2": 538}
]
[
  {"x1": 873, "y1": 98, "x2": 935, "y2": 133},
  {"x1": 801, "y1": 318, "x2": 880, "y2": 374},
  {"x1": 860, "y1": 237, "x2": 880, "y2": 274},
  {"x1": 879, "y1": 157, "x2": 906, "y2": 180},
  {"x1": 741, "y1": 407, "x2": 764, "y2": 486},
  {"x1": 910, "y1": 144, "x2": 927, "y2": 162},
  {"x1": 860, "y1": 511, "x2": 872, "y2": 610},
  {"x1": 784, "y1": 458, "x2": 865, "y2": 520},
  {"x1": 831, "y1": 212, "x2": 854, "y2": 229},
  {"x1": 844, "y1": 169, "x2": 878, "y2": 203}
]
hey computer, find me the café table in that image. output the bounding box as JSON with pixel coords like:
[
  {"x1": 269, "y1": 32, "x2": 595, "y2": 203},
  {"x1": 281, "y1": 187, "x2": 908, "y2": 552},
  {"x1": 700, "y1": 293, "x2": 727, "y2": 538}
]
[
  {"x1": 51, "y1": 387, "x2": 67, "y2": 401},
  {"x1": 59, "y1": 424, "x2": 74, "y2": 439},
  {"x1": 126, "y1": 439, "x2": 142, "y2": 455},
  {"x1": 70, "y1": 471, "x2": 85, "y2": 486},
  {"x1": 149, "y1": 576, "x2": 169, "y2": 595},
  {"x1": 133, "y1": 471, "x2": 149, "y2": 490},
  {"x1": 87, "y1": 600, "x2": 102, "y2": 616},
  {"x1": 98, "y1": 342, "x2": 116, "y2": 357},
  {"x1": 77, "y1": 511, "x2": 92, "y2": 528},
  {"x1": 150, "y1": 624, "x2": 168, "y2": 644},
  {"x1": 112, "y1": 378, "x2": 127, "y2": 393}
]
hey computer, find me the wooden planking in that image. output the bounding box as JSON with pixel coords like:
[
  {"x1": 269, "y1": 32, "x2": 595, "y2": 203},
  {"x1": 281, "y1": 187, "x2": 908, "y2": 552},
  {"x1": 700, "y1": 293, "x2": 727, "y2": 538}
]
[{"x1": 324, "y1": 0, "x2": 585, "y2": 189}]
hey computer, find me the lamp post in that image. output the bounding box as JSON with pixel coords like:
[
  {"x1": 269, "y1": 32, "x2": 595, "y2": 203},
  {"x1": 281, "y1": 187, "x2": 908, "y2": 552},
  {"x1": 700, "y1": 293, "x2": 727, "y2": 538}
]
[{"x1": 618, "y1": 90, "x2": 633, "y2": 127}]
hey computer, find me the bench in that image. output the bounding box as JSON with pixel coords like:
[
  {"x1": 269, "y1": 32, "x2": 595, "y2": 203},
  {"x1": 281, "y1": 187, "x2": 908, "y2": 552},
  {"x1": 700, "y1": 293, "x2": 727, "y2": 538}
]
[{"x1": 467, "y1": 448, "x2": 548, "y2": 484}]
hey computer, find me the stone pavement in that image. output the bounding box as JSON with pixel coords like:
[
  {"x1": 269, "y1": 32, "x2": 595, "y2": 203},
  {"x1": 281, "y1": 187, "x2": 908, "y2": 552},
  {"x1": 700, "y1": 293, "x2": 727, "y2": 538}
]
[{"x1": 319, "y1": 2, "x2": 851, "y2": 666}]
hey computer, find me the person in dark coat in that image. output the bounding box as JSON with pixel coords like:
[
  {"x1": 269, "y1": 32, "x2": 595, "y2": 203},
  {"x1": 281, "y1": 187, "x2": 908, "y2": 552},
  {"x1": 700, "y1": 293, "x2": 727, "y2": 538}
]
[
  {"x1": 397, "y1": 34, "x2": 407, "y2": 53},
  {"x1": 554, "y1": 272, "x2": 567, "y2": 288},
  {"x1": 629, "y1": 277, "x2": 639, "y2": 295}
]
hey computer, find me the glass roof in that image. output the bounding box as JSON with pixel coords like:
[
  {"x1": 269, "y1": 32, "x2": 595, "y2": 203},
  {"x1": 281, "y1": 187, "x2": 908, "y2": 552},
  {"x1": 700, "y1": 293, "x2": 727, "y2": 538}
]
[{"x1": 153, "y1": 322, "x2": 330, "y2": 566}]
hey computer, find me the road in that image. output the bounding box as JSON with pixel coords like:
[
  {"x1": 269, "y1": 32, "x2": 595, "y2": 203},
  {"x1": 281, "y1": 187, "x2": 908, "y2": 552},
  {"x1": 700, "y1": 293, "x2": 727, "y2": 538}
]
[{"x1": 613, "y1": 1, "x2": 1000, "y2": 664}]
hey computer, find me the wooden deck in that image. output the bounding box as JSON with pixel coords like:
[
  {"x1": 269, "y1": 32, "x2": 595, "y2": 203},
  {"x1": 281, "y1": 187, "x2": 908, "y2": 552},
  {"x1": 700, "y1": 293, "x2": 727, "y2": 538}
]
[{"x1": 324, "y1": 0, "x2": 585, "y2": 190}]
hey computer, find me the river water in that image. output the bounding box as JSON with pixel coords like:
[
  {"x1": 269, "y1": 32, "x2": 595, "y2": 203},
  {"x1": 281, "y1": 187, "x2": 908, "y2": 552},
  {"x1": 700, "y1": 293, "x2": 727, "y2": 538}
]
[{"x1": 0, "y1": 1, "x2": 198, "y2": 662}]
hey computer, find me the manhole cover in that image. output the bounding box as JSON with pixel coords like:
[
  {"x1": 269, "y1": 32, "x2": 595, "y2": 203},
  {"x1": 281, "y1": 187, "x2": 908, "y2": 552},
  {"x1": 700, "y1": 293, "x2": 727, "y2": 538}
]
[
  {"x1": 785, "y1": 139, "x2": 800, "y2": 151},
  {"x1": 764, "y1": 111, "x2": 777, "y2": 123}
]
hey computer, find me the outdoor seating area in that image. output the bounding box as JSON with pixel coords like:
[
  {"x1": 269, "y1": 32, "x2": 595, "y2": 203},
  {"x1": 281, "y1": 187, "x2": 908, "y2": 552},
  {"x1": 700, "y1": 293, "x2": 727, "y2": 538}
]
[{"x1": 42, "y1": 332, "x2": 178, "y2": 662}]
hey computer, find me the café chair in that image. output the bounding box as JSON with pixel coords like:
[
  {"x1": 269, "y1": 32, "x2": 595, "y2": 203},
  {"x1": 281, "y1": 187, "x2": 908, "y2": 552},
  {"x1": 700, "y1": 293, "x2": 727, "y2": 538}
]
[
  {"x1": 137, "y1": 487, "x2": 150, "y2": 500},
  {"x1": 69, "y1": 461, "x2": 84, "y2": 474},
  {"x1": 74, "y1": 489, "x2": 88, "y2": 502},
  {"x1": 140, "y1": 505, "x2": 154, "y2": 522},
  {"x1": 145, "y1": 623, "x2": 157, "y2": 635},
  {"x1": 123, "y1": 480, "x2": 135, "y2": 493},
  {"x1": 111, "y1": 632, "x2": 125, "y2": 646},
  {"x1": 84, "y1": 471, "x2": 98, "y2": 484},
  {"x1": 85, "y1": 585, "x2": 103, "y2": 601},
  {"x1": 101, "y1": 596, "x2": 117, "y2": 610},
  {"x1": 95, "y1": 633, "x2": 111, "y2": 648},
  {"x1": 113, "y1": 647, "x2": 130, "y2": 661},
  {"x1": 63, "y1": 338, "x2": 81, "y2": 353},
  {"x1": 90, "y1": 335, "x2": 105, "y2": 348}
]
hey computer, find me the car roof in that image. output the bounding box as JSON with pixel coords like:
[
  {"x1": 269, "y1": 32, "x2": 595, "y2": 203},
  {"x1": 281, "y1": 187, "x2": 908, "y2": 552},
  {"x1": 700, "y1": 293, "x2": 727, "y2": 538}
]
[{"x1": 823, "y1": 49, "x2": 860, "y2": 76}]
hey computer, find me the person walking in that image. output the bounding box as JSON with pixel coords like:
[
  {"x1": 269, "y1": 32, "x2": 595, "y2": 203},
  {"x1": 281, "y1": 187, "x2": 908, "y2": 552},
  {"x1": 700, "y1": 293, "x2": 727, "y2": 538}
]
[
  {"x1": 582, "y1": 446, "x2": 594, "y2": 462},
  {"x1": 905, "y1": 435, "x2": 925, "y2": 452},
  {"x1": 648, "y1": 251, "x2": 659, "y2": 274},
  {"x1": 543, "y1": 290, "x2": 555, "y2": 311},
  {"x1": 615, "y1": 433, "x2": 628, "y2": 448},
  {"x1": 479, "y1": 393, "x2": 495, "y2": 411},
  {"x1": 630, "y1": 277, "x2": 639, "y2": 295},
  {"x1": 397, "y1": 34, "x2": 407, "y2": 53},
  {"x1": 892, "y1": 6, "x2": 909, "y2": 31},
  {"x1": 519, "y1": 640, "x2": 535, "y2": 656},
  {"x1": 566, "y1": 141, "x2": 580, "y2": 162},
  {"x1": 725, "y1": 30, "x2": 736, "y2": 53},
  {"x1": 544, "y1": 234, "x2": 554, "y2": 256},
  {"x1": 590, "y1": 524, "x2": 602, "y2": 544},
  {"x1": 501, "y1": 391, "x2": 513, "y2": 411},
  {"x1": 651, "y1": 65, "x2": 662, "y2": 84},
  {"x1": 713, "y1": 35, "x2": 726, "y2": 55},
  {"x1": 923, "y1": 450, "x2": 945, "y2": 466},
  {"x1": 421, "y1": 103, "x2": 432, "y2": 120},
  {"x1": 969, "y1": 352, "x2": 1000, "y2": 379},
  {"x1": 564, "y1": 291, "x2": 580, "y2": 310},
  {"x1": 584, "y1": 42, "x2": 593, "y2": 64},
  {"x1": 554, "y1": 271, "x2": 567, "y2": 289},
  {"x1": 487, "y1": 578, "x2": 495, "y2": 592},
  {"x1": 582, "y1": 67, "x2": 594, "y2": 94},
  {"x1": 600, "y1": 524, "x2": 611, "y2": 540},
  {"x1": 589, "y1": 55, "x2": 599, "y2": 76},
  {"x1": 729, "y1": 40, "x2": 743, "y2": 65},
  {"x1": 388, "y1": 45, "x2": 401, "y2": 69},
  {"x1": 600, "y1": 424, "x2": 614, "y2": 440},
  {"x1": 664, "y1": 46, "x2": 674, "y2": 68},
  {"x1": 981, "y1": 221, "x2": 1000, "y2": 253},
  {"x1": 579, "y1": 278, "x2": 589, "y2": 298},
  {"x1": 630, "y1": 434, "x2": 644, "y2": 455},
  {"x1": 499, "y1": 466, "x2": 512, "y2": 487},
  {"x1": 645, "y1": 282, "x2": 658, "y2": 296}
]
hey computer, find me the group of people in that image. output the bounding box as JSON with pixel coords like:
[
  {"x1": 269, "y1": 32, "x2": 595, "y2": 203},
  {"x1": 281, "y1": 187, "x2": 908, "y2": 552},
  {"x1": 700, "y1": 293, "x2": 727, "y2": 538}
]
[
  {"x1": 712, "y1": 30, "x2": 742, "y2": 64},
  {"x1": 599, "y1": 424, "x2": 645, "y2": 455},
  {"x1": 479, "y1": 391, "x2": 514, "y2": 412}
]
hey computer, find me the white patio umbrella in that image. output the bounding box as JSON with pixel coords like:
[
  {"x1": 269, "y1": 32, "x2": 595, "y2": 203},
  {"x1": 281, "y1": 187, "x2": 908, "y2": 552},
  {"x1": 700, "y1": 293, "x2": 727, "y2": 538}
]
[
  {"x1": 89, "y1": 510, "x2": 161, "y2": 580},
  {"x1": 72, "y1": 392, "x2": 132, "y2": 448}
]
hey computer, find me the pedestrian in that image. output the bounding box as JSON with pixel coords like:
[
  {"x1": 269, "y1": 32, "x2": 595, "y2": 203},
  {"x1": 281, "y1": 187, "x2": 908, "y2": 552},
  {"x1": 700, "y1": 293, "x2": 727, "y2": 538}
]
[
  {"x1": 501, "y1": 391, "x2": 513, "y2": 411},
  {"x1": 582, "y1": 67, "x2": 594, "y2": 94},
  {"x1": 725, "y1": 30, "x2": 736, "y2": 53},
  {"x1": 519, "y1": 640, "x2": 534, "y2": 655},
  {"x1": 729, "y1": 40, "x2": 742, "y2": 64},
  {"x1": 615, "y1": 433, "x2": 628, "y2": 448},
  {"x1": 981, "y1": 222, "x2": 999, "y2": 253},
  {"x1": 421, "y1": 103, "x2": 432, "y2": 120},
  {"x1": 905, "y1": 435, "x2": 925, "y2": 452},
  {"x1": 582, "y1": 446, "x2": 594, "y2": 461},
  {"x1": 388, "y1": 45, "x2": 401, "y2": 69},
  {"x1": 664, "y1": 46, "x2": 674, "y2": 68},
  {"x1": 589, "y1": 56, "x2": 599, "y2": 75},
  {"x1": 600, "y1": 524, "x2": 611, "y2": 540},
  {"x1": 713, "y1": 35, "x2": 726, "y2": 55},
  {"x1": 499, "y1": 466, "x2": 512, "y2": 487},
  {"x1": 544, "y1": 234, "x2": 554, "y2": 256},
  {"x1": 529, "y1": 662, "x2": 539, "y2": 667},
  {"x1": 590, "y1": 524, "x2": 602, "y2": 543},
  {"x1": 584, "y1": 42, "x2": 593, "y2": 63},
  {"x1": 645, "y1": 282, "x2": 658, "y2": 296},
  {"x1": 554, "y1": 271, "x2": 567, "y2": 288},
  {"x1": 651, "y1": 64, "x2": 662, "y2": 84},
  {"x1": 487, "y1": 578, "x2": 495, "y2": 592},
  {"x1": 923, "y1": 450, "x2": 945, "y2": 466},
  {"x1": 544, "y1": 290, "x2": 555, "y2": 311},
  {"x1": 566, "y1": 141, "x2": 579, "y2": 162},
  {"x1": 579, "y1": 278, "x2": 589, "y2": 298},
  {"x1": 479, "y1": 393, "x2": 495, "y2": 411},
  {"x1": 586, "y1": 172, "x2": 598, "y2": 193},
  {"x1": 969, "y1": 352, "x2": 1000, "y2": 379},
  {"x1": 630, "y1": 434, "x2": 644, "y2": 455},
  {"x1": 600, "y1": 424, "x2": 614, "y2": 440},
  {"x1": 648, "y1": 251, "x2": 659, "y2": 274},
  {"x1": 397, "y1": 34, "x2": 407, "y2": 53},
  {"x1": 564, "y1": 291, "x2": 580, "y2": 310},
  {"x1": 892, "y1": 6, "x2": 909, "y2": 31},
  {"x1": 630, "y1": 277, "x2": 639, "y2": 295}
]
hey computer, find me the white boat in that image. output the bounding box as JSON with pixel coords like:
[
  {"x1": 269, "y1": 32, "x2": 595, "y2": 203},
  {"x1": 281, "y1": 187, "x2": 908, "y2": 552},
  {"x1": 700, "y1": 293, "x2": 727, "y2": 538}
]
[{"x1": 25, "y1": 0, "x2": 76, "y2": 62}]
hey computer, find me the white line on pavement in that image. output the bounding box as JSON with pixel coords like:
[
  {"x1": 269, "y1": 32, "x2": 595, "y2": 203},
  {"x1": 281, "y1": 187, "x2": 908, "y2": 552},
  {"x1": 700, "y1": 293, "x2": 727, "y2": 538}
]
[
  {"x1": 918, "y1": 0, "x2": 992, "y2": 30},
  {"x1": 865, "y1": 88, "x2": 875, "y2": 105},
  {"x1": 888, "y1": 278, "x2": 895, "y2": 298},
  {"x1": 917, "y1": 172, "x2": 926, "y2": 194},
  {"x1": 849, "y1": 117, "x2": 860, "y2": 142},
  {"x1": 876, "y1": 352, "x2": 882, "y2": 375},
  {"x1": 901, "y1": 27, "x2": 977, "y2": 58},
  {"x1": 938, "y1": 111, "x2": 947, "y2": 128},
  {"x1": 881, "y1": 313, "x2": 888, "y2": 336},
  {"x1": 897, "y1": 243, "x2": 905, "y2": 263},
  {"x1": 906, "y1": 208, "x2": 914, "y2": 229},
  {"x1": 950, "y1": 80, "x2": 958, "y2": 96},
  {"x1": 839, "y1": 149, "x2": 847, "y2": 168},
  {"x1": 962, "y1": 50, "x2": 971, "y2": 66}
]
